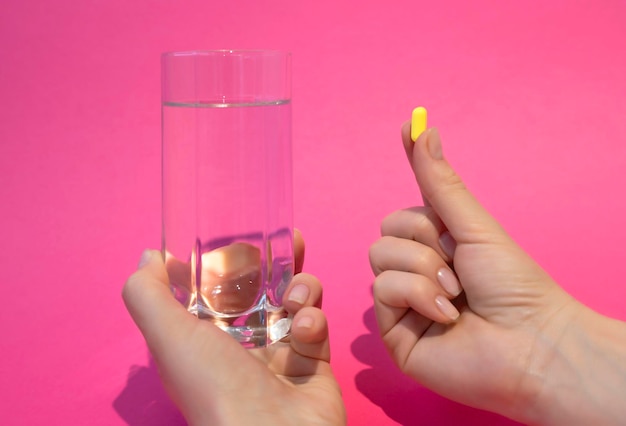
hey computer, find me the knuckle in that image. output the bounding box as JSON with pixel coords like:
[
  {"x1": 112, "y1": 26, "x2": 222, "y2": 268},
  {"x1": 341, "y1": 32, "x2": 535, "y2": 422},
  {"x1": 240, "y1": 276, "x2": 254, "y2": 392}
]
[
  {"x1": 380, "y1": 210, "x2": 401, "y2": 235},
  {"x1": 368, "y1": 236, "x2": 389, "y2": 261},
  {"x1": 409, "y1": 209, "x2": 436, "y2": 238},
  {"x1": 122, "y1": 271, "x2": 142, "y2": 302},
  {"x1": 424, "y1": 168, "x2": 467, "y2": 202},
  {"x1": 368, "y1": 236, "x2": 396, "y2": 275},
  {"x1": 372, "y1": 271, "x2": 392, "y2": 298},
  {"x1": 411, "y1": 245, "x2": 440, "y2": 272}
]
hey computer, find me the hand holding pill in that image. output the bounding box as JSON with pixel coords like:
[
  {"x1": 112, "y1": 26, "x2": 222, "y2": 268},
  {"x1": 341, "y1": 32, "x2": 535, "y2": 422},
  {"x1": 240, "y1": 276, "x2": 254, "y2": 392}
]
[{"x1": 369, "y1": 110, "x2": 623, "y2": 425}]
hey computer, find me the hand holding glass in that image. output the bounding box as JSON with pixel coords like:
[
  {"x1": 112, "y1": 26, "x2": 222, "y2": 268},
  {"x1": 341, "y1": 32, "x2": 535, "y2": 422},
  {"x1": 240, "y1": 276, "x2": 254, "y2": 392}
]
[{"x1": 161, "y1": 50, "x2": 293, "y2": 348}]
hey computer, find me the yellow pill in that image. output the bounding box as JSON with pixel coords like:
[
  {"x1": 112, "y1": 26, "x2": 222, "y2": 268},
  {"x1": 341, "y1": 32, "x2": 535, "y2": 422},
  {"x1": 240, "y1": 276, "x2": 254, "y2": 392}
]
[{"x1": 411, "y1": 106, "x2": 428, "y2": 142}]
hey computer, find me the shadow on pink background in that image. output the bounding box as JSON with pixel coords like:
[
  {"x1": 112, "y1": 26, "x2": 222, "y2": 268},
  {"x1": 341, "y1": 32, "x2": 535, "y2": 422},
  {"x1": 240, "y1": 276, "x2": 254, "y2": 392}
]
[
  {"x1": 113, "y1": 357, "x2": 183, "y2": 425},
  {"x1": 1, "y1": 1, "x2": 625, "y2": 425}
]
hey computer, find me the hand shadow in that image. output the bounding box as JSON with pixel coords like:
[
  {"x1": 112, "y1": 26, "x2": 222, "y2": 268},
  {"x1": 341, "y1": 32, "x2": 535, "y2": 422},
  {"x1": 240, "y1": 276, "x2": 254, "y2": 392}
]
[
  {"x1": 113, "y1": 354, "x2": 185, "y2": 426},
  {"x1": 351, "y1": 305, "x2": 522, "y2": 425}
]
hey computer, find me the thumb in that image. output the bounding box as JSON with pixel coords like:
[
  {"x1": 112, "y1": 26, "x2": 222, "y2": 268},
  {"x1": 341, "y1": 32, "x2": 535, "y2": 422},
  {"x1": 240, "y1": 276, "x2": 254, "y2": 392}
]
[
  {"x1": 122, "y1": 250, "x2": 197, "y2": 354},
  {"x1": 402, "y1": 121, "x2": 507, "y2": 244}
]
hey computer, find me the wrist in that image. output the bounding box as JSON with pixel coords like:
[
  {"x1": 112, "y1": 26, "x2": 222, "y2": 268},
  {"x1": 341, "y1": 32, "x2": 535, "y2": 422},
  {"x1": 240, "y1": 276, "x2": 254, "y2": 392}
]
[{"x1": 522, "y1": 301, "x2": 626, "y2": 425}]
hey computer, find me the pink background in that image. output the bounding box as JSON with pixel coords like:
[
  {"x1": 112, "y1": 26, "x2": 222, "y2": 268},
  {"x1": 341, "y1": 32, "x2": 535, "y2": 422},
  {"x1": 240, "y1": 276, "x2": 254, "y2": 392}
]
[{"x1": 1, "y1": 1, "x2": 625, "y2": 424}]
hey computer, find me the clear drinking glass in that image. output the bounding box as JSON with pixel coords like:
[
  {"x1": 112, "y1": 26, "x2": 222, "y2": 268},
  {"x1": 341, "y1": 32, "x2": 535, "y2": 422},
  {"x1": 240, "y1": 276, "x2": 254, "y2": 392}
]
[{"x1": 161, "y1": 50, "x2": 293, "y2": 348}]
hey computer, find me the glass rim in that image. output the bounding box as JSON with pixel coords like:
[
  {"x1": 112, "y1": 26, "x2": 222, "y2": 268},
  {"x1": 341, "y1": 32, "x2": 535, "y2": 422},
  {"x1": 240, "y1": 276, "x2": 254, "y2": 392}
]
[{"x1": 161, "y1": 49, "x2": 291, "y2": 58}]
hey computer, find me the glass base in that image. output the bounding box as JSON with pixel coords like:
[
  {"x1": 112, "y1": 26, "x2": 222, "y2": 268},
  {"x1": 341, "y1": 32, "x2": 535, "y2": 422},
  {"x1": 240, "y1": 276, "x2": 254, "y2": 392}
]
[{"x1": 189, "y1": 303, "x2": 291, "y2": 348}]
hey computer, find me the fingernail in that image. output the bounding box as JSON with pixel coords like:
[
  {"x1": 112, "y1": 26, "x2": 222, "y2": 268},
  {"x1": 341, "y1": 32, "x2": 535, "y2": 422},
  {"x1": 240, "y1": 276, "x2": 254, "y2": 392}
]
[
  {"x1": 426, "y1": 128, "x2": 444, "y2": 160},
  {"x1": 439, "y1": 231, "x2": 457, "y2": 259},
  {"x1": 437, "y1": 268, "x2": 462, "y2": 297},
  {"x1": 435, "y1": 295, "x2": 460, "y2": 321},
  {"x1": 138, "y1": 250, "x2": 153, "y2": 268},
  {"x1": 287, "y1": 284, "x2": 309, "y2": 305},
  {"x1": 295, "y1": 315, "x2": 314, "y2": 329}
]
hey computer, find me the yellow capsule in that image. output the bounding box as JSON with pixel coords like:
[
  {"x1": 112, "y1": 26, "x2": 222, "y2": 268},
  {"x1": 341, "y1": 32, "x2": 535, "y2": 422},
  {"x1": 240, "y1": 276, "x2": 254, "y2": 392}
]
[{"x1": 411, "y1": 106, "x2": 428, "y2": 142}]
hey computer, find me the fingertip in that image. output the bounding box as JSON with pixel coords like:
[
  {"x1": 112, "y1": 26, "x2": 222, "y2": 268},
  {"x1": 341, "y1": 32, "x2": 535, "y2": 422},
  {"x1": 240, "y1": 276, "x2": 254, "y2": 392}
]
[
  {"x1": 137, "y1": 249, "x2": 162, "y2": 267},
  {"x1": 401, "y1": 120, "x2": 413, "y2": 155},
  {"x1": 401, "y1": 119, "x2": 411, "y2": 137},
  {"x1": 294, "y1": 229, "x2": 305, "y2": 274},
  {"x1": 293, "y1": 313, "x2": 315, "y2": 331},
  {"x1": 402, "y1": 122, "x2": 434, "y2": 177},
  {"x1": 423, "y1": 127, "x2": 443, "y2": 160},
  {"x1": 286, "y1": 283, "x2": 310, "y2": 305},
  {"x1": 294, "y1": 228, "x2": 304, "y2": 244},
  {"x1": 123, "y1": 249, "x2": 179, "y2": 327},
  {"x1": 137, "y1": 250, "x2": 153, "y2": 269},
  {"x1": 435, "y1": 295, "x2": 461, "y2": 323},
  {"x1": 439, "y1": 231, "x2": 457, "y2": 259},
  {"x1": 123, "y1": 249, "x2": 159, "y2": 304},
  {"x1": 291, "y1": 306, "x2": 328, "y2": 348},
  {"x1": 283, "y1": 273, "x2": 323, "y2": 313}
]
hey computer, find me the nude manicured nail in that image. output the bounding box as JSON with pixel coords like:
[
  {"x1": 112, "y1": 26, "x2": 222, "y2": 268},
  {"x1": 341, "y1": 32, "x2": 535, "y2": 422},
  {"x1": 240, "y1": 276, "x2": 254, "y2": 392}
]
[
  {"x1": 426, "y1": 128, "x2": 444, "y2": 160},
  {"x1": 288, "y1": 284, "x2": 309, "y2": 305},
  {"x1": 138, "y1": 250, "x2": 153, "y2": 268},
  {"x1": 437, "y1": 268, "x2": 462, "y2": 297},
  {"x1": 439, "y1": 231, "x2": 457, "y2": 259},
  {"x1": 295, "y1": 315, "x2": 314, "y2": 329},
  {"x1": 436, "y1": 295, "x2": 460, "y2": 321}
]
